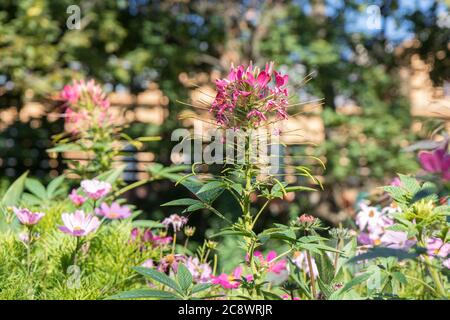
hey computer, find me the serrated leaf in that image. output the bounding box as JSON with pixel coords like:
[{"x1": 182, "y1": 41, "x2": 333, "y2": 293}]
[
  {"x1": 177, "y1": 263, "x2": 193, "y2": 292},
  {"x1": 399, "y1": 174, "x2": 420, "y2": 194}
]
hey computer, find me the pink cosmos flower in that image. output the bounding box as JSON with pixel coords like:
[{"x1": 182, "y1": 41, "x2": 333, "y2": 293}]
[
  {"x1": 95, "y1": 202, "x2": 132, "y2": 219},
  {"x1": 58, "y1": 210, "x2": 101, "y2": 237},
  {"x1": 13, "y1": 207, "x2": 45, "y2": 226},
  {"x1": 418, "y1": 139, "x2": 450, "y2": 181},
  {"x1": 426, "y1": 238, "x2": 450, "y2": 258},
  {"x1": 379, "y1": 230, "x2": 416, "y2": 250},
  {"x1": 355, "y1": 203, "x2": 381, "y2": 231},
  {"x1": 185, "y1": 257, "x2": 213, "y2": 283},
  {"x1": 69, "y1": 189, "x2": 86, "y2": 206},
  {"x1": 141, "y1": 259, "x2": 154, "y2": 268},
  {"x1": 212, "y1": 266, "x2": 253, "y2": 289},
  {"x1": 443, "y1": 259, "x2": 450, "y2": 269},
  {"x1": 162, "y1": 214, "x2": 188, "y2": 232},
  {"x1": 130, "y1": 228, "x2": 172, "y2": 248},
  {"x1": 210, "y1": 62, "x2": 289, "y2": 128},
  {"x1": 80, "y1": 179, "x2": 111, "y2": 200}
]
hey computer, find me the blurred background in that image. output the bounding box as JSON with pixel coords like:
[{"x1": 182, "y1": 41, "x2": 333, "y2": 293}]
[{"x1": 0, "y1": 0, "x2": 449, "y2": 243}]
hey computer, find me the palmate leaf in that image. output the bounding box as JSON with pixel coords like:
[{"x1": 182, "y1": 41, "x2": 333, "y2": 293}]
[
  {"x1": 25, "y1": 178, "x2": 47, "y2": 200},
  {"x1": 191, "y1": 283, "x2": 212, "y2": 294},
  {"x1": 108, "y1": 289, "x2": 180, "y2": 300},
  {"x1": 398, "y1": 174, "x2": 420, "y2": 195},
  {"x1": 46, "y1": 174, "x2": 65, "y2": 199},
  {"x1": 132, "y1": 267, "x2": 183, "y2": 295},
  {"x1": 1, "y1": 171, "x2": 28, "y2": 207},
  {"x1": 177, "y1": 264, "x2": 193, "y2": 292}
]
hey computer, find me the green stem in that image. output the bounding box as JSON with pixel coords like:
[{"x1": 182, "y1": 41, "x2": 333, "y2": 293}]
[
  {"x1": 423, "y1": 255, "x2": 447, "y2": 298},
  {"x1": 251, "y1": 200, "x2": 270, "y2": 229},
  {"x1": 171, "y1": 233, "x2": 177, "y2": 255},
  {"x1": 306, "y1": 250, "x2": 317, "y2": 299}
]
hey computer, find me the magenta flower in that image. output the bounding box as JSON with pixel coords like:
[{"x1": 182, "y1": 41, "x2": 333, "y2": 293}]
[
  {"x1": 210, "y1": 62, "x2": 289, "y2": 128},
  {"x1": 253, "y1": 251, "x2": 288, "y2": 274},
  {"x1": 212, "y1": 266, "x2": 252, "y2": 289},
  {"x1": 69, "y1": 189, "x2": 86, "y2": 206},
  {"x1": 418, "y1": 139, "x2": 450, "y2": 181},
  {"x1": 426, "y1": 238, "x2": 450, "y2": 258},
  {"x1": 58, "y1": 210, "x2": 101, "y2": 237},
  {"x1": 185, "y1": 257, "x2": 213, "y2": 283},
  {"x1": 95, "y1": 202, "x2": 132, "y2": 219},
  {"x1": 281, "y1": 294, "x2": 300, "y2": 300},
  {"x1": 13, "y1": 207, "x2": 45, "y2": 226},
  {"x1": 80, "y1": 179, "x2": 111, "y2": 200},
  {"x1": 379, "y1": 230, "x2": 416, "y2": 250},
  {"x1": 162, "y1": 214, "x2": 188, "y2": 232}
]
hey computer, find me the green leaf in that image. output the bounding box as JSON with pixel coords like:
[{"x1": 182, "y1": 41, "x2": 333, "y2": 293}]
[
  {"x1": 180, "y1": 179, "x2": 224, "y2": 204},
  {"x1": 132, "y1": 267, "x2": 183, "y2": 295},
  {"x1": 46, "y1": 143, "x2": 82, "y2": 153},
  {"x1": 25, "y1": 178, "x2": 47, "y2": 200},
  {"x1": 314, "y1": 252, "x2": 335, "y2": 284},
  {"x1": 1, "y1": 171, "x2": 28, "y2": 207},
  {"x1": 399, "y1": 174, "x2": 420, "y2": 194},
  {"x1": 191, "y1": 283, "x2": 212, "y2": 294},
  {"x1": 131, "y1": 220, "x2": 165, "y2": 229},
  {"x1": 177, "y1": 263, "x2": 193, "y2": 292},
  {"x1": 183, "y1": 203, "x2": 207, "y2": 213},
  {"x1": 108, "y1": 289, "x2": 180, "y2": 300},
  {"x1": 21, "y1": 193, "x2": 42, "y2": 206},
  {"x1": 47, "y1": 175, "x2": 65, "y2": 199},
  {"x1": 285, "y1": 186, "x2": 317, "y2": 193},
  {"x1": 197, "y1": 181, "x2": 225, "y2": 194},
  {"x1": 348, "y1": 247, "x2": 419, "y2": 264},
  {"x1": 338, "y1": 272, "x2": 372, "y2": 295},
  {"x1": 161, "y1": 199, "x2": 202, "y2": 207},
  {"x1": 261, "y1": 290, "x2": 283, "y2": 300}
]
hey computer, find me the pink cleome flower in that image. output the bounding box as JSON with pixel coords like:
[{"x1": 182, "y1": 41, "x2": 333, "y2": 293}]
[
  {"x1": 80, "y1": 179, "x2": 111, "y2": 200},
  {"x1": 211, "y1": 62, "x2": 289, "y2": 128},
  {"x1": 13, "y1": 207, "x2": 45, "y2": 226},
  {"x1": 253, "y1": 251, "x2": 288, "y2": 274},
  {"x1": 95, "y1": 202, "x2": 132, "y2": 219},
  {"x1": 58, "y1": 210, "x2": 101, "y2": 237}
]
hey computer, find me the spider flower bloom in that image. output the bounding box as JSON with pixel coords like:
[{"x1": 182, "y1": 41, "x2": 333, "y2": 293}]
[
  {"x1": 212, "y1": 266, "x2": 252, "y2": 289},
  {"x1": 80, "y1": 179, "x2": 111, "y2": 200},
  {"x1": 210, "y1": 62, "x2": 289, "y2": 128},
  {"x1": 426, "y1": 238, "x2": 450, "y2": 258},
  {"x1": 58, "y1": 210, "x2": 101, "y2": 237},
  {"x1": 95, "y1": 202, "x2": 132, "y2": 219},
  {"x1": 162, "y1": 214, "x2": 188, "y2": 232},
  {"x1": 69, "y1": 189, "x2": 86, "y2": 206},
  {"x1": 418, "y1": 139, "x2": 450, "y2": 181},
  {"x1": 13, "y1": 207, "x2": 45, "y2": 226}
]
